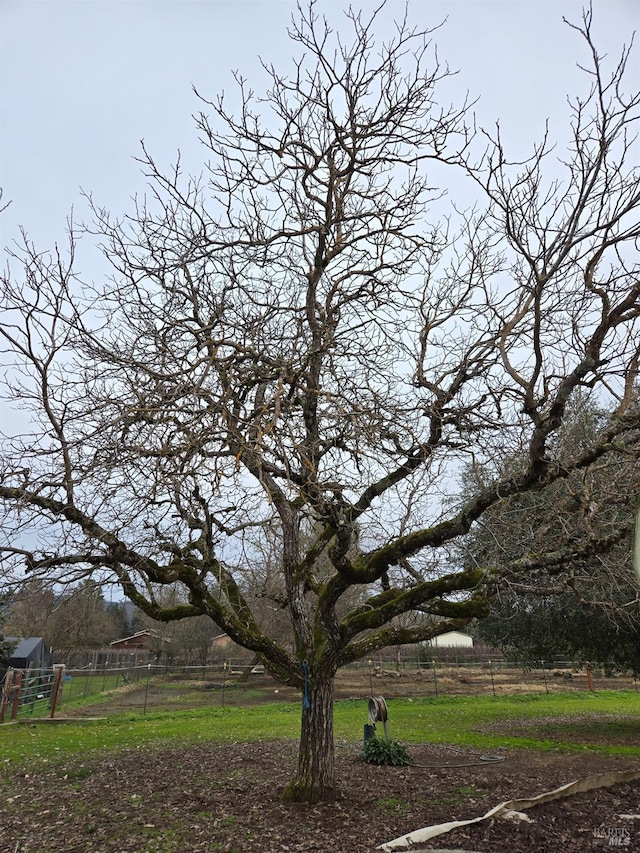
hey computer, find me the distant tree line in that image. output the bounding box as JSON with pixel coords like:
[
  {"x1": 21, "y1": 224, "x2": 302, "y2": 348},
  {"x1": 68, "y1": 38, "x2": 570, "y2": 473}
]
[
  {"x1": 1, "y1": 579, "x2": 224, "y2": 665},
  {"x1": 0, "y1": 591, "x2": 16, "y2": 660}
]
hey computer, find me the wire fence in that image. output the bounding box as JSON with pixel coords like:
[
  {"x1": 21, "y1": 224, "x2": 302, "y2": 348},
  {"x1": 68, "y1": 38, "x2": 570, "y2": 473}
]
[
  {"x1": 2, "y1": 656, "x2": 638, "y2": 722},
  {"x1": 0, "y1": 665, "x2": 62, "y2": 722}
]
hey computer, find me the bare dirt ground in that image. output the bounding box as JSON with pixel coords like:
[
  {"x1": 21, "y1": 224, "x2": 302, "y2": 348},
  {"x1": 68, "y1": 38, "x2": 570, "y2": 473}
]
[
  {"x1": 3, "y1": 667, "x2": 639, "y2": 852},
  {"x1": 2, "y1": 739, "x2": 639, "y2": 852}
]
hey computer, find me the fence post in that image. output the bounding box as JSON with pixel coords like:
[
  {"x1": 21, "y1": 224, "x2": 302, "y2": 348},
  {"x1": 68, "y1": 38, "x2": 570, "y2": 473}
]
[
  {"x1": 143, "y1": 663, "x2": 151, "y2": 715},
  {"x1": 585, "y1": 661, "x2": 595, "y2": 692},
  {"x1": 541, "y1": 660, "x2": 549, "y2": 694},
  {"x1": 11, "y1": 670, "x2": 23, "y2": 720},
  {"x1": 0, "y1": 668, "x2": 14, "y2": 723},
  {"x1": 49, "y1": 665, "x2": 65, "y2": 719}
]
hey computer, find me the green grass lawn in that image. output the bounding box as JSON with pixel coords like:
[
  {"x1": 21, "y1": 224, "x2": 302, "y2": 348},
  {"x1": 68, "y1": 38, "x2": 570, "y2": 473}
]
[
  {"x1": 389, "y1": 691, "x2": 640, "y2": 755},
  {"x1": 59, "y1": 673, "x2": 125, "y2": 704},
  {"x1": 1, "y1": 690, "x2": 638, "y2": 774}
]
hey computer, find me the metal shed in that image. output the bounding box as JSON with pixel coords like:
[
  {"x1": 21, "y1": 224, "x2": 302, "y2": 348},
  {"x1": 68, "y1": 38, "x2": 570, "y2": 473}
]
[{"x1": 4, "y1": 636, "x2": 53, "y2": 671}]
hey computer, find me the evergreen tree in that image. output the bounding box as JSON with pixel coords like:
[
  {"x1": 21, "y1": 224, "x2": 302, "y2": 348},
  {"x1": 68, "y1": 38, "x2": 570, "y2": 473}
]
[
  {"x1": 463, "y1": 394, "x2": 640, "y2": 670},
  {"x1": 0, "y1": 591, "x2": 17, "y2": 662}
]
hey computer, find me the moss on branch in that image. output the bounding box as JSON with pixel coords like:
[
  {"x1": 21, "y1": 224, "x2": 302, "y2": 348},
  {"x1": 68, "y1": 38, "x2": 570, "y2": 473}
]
[
  {"x1": 340, "y1": 569, "x2": 486, "y2": 640},
  {"x1": 338, "y1": 616, "x2": 476, "y2": 665}
]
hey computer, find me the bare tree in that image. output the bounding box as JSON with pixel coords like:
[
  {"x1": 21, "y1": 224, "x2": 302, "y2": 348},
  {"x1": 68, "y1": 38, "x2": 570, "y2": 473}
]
[
  {"x1": 3, "y1": 578, "x2": 119, "y2": 652},
  {"x1": 135, "y1": 587, "x2": 220, "y2": 666},
  {"x1": 50, "y1": 580, "x2": 119, "y2": 651},
  {"x1": 3, "y1": 580, "x2": 58, "y2": 641},
  {"x1": 1, "y1": 4, "x2": 639, "y2": 800}
]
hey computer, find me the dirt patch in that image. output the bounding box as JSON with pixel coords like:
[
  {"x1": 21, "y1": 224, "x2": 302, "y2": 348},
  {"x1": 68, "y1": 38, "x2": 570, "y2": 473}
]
[
  {"x1": 2, "y1": 739, "x2": 640, "y2": 852},
  {"x1": 478, "y1": 712, "x2": 640, "y2": 746}
]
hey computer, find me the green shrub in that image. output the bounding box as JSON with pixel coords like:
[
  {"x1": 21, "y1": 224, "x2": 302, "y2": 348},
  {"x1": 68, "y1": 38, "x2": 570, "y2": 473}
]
[{"x1": 363, "y1": 736, "x2": 410, "y2": 766}]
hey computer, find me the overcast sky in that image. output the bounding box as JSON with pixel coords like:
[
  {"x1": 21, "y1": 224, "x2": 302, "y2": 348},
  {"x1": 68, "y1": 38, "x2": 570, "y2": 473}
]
[
  {"x1": 0, "y1": 0, "x2": 637, "y2": 589},
  {"x1": 1, "y1": 0, "x2": 638, "y2": 255}
]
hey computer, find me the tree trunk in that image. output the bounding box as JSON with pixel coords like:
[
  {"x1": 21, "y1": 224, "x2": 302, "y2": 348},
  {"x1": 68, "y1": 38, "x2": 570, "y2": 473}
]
[{"x1": 283, "y1": 666, "x2": 338, "y2": 803}]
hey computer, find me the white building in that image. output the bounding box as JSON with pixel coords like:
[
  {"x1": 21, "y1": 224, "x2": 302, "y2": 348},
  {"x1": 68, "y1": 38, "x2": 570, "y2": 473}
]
[{"x1": 427, "y1": 631, "x2": 474, "y2": 648}]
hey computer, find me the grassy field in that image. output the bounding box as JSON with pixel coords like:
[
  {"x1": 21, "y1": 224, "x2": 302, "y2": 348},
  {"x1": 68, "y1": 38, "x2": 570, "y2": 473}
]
[
  {"x1": 2, "y1": 689, "x2": 638, "y2": 853},
  {"x1": 2, "y1": 690, "x2": 639, "y2": 773}
]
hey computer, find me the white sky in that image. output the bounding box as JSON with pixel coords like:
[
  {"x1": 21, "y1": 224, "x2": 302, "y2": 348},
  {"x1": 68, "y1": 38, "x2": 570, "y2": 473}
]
[{"x1": 1, "y1": 0, "x2": 638, "y2": 253}]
